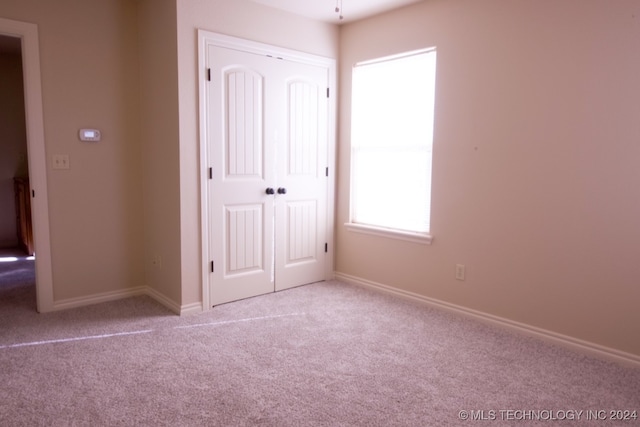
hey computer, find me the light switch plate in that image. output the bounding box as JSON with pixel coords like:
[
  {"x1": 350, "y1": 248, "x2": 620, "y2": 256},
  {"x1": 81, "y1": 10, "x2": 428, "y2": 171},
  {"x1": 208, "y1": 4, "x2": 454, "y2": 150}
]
[{"x1": 53, "y1": 154, "x2": 70, "y2": 170}]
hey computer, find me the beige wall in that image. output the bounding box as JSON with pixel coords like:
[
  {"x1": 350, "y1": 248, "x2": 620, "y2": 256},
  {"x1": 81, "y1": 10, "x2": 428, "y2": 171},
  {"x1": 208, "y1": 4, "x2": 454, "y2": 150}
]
[
  {"x1": 0, "y1": 0, "x2": 338, "y2": 310},
  {"x1": 137, "y1": 0, "x2": 181, "y2": 304},
  {"x1": 0, "y1": 48, "x2": 26, "y2": 247},
  {"x1": 175, "y1": 0, "x2": 339, "y2": 306},
  {"x1": 0, "y1": 0, "x2": 144, "y2": 300},
  {"x1": 337, "y1": 0, "x2": 640, "y2": 357}
]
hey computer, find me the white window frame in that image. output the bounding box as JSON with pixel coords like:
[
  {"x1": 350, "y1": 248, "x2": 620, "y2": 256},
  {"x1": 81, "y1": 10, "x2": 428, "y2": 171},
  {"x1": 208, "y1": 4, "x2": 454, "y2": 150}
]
[{"x1": 346, "y1": 48, "x2": 436, "y2": 245}]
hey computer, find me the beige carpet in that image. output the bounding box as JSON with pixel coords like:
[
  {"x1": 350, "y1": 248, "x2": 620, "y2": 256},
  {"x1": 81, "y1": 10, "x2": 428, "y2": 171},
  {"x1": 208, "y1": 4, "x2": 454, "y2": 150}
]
[{"x1": 1, "y1": 261, "x2": 639, "y2": 426}]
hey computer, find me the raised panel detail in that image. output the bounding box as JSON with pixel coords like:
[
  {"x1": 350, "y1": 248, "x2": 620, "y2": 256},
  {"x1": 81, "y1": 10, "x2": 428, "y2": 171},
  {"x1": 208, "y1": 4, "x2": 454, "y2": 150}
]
[
  {"x1": 286, "y1": 201, "x2": 317, "y2": 263},
  {"x1": 288, "y1": 81, "x2": 319, "y2": 176},
  {"x1": 225, "y1": 68, "x2": 263, "y2": 179},
  {"x1": 225, "y1": 204, "x2": 263, "y2": 275}
]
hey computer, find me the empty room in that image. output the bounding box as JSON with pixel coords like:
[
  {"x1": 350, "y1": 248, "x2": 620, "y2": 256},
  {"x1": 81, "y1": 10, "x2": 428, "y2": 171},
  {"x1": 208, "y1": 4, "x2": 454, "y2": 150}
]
[{"x1": 1, "y1": 0, "x2": 639, "y2": 425}]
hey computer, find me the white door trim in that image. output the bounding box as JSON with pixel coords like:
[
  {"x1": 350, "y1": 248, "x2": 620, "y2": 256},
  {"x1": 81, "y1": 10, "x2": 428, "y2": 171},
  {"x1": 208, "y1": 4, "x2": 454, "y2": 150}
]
[
  {"x1": 0, "y1": 17, "x2": 54, "y2": 312},
  {"x1": 198, "y1": 30, "x2": 336, "y2": 310}
]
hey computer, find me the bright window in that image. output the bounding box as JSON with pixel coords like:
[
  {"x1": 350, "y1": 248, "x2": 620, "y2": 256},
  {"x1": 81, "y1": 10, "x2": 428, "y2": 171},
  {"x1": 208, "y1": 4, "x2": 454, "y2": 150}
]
[{"x1": 349, "y1": 48, "x2": 437, "y2": 242}]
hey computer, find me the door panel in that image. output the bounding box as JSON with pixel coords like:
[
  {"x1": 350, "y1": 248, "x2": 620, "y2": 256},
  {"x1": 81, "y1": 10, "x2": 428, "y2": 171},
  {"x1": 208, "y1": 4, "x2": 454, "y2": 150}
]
[
  {"x1": 288, "y1": 81, "x2": 319, "y2": 176},
  {"x1": 209, "y1": 46, "x2": 274, "y2": 306},
  {"x1": 275, "y1": 68, "x2": 328, "y2": 291},
  {"x1": 286, "y1": 200, "x2": 318, "y2": 263},
  {"x1": 225, "y1": 68, "x2": 263, "y2": 179},
  {"x1": 225, "y1": 204, "x2": 264, "y2": 274}
]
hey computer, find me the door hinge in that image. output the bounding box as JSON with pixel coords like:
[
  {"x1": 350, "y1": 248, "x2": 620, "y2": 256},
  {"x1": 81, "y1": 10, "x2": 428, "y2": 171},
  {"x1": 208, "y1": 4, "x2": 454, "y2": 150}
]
[
  {"x1": 325, "y1": 167, "x2": 329, "y2": 177},
  {"x1": 32, "y1": 190, "x2": 35, "y2": 198},
  {"x1": 207, "y1": 68, "x2": 211, "y2": 81},
  {"x1": 325, "y1": 243, "x2": 328, "y2": 253},
  {"x1": 210, "y1": 261, "x2": 214, "y2": 273},
  {"x1": 209, "y1": 167, "x2": 212, "y2": 179},
  {"x1": 326, "y1": 87, "x2": 329, "y2": 98}
]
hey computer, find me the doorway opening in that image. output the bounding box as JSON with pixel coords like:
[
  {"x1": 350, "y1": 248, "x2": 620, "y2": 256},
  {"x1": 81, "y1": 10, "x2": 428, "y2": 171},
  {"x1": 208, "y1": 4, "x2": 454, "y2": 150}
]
[
  {"x1": 0, "y1": 34, "x2": 36, "y2": 311},
  {"x1": 0, "y1": 17, "x2": 54, "y2": 313}
]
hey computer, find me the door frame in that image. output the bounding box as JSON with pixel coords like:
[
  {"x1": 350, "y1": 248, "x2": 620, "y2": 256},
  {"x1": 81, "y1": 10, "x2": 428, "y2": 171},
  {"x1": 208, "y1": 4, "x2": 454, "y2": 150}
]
[
  {"x1": 198, "y1": 30, "x2": 336, "y2": 309},
  {"x1": 0, "y1": 17, "x2": 54, "y2": 312}
]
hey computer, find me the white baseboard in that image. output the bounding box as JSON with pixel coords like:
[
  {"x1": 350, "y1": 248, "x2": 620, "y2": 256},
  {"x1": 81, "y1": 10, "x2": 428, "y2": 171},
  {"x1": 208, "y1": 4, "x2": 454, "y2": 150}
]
[
  {"x1": 179, "y1": 302, "x2": 203, "y2": 316},
  {"x1": 53, "y1": 286, "x2": 201, "y2": 316},
  {"x1": 334, "y1": 272, "x2": 640, "y2": 368},
  {"x1": 53, "y1": 286, "x2": 147, "y2": 311},
  {"x1": 144, "y1": 287, "x2": 181, "y2": 314}
]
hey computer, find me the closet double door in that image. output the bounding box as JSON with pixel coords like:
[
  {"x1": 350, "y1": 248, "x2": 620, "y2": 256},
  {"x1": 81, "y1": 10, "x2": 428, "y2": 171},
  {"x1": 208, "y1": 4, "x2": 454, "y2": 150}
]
[{"x1": 205, "y1": 43, "x2": 329, "y2": 306}]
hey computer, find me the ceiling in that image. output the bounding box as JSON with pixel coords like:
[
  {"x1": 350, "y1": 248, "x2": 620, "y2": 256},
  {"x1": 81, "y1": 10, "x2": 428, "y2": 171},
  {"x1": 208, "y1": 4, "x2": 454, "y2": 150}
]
[
  {"x1": 250, "y1": 0, "x2": 423, "y2": 24},
  {"x1": 0, "y1": 1, "x2": 423, "y2": 55}
]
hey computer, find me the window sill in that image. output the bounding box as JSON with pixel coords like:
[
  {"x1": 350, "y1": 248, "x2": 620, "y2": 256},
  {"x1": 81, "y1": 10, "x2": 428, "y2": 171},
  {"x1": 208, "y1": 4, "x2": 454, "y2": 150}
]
[{"x1": 344, "y1": 223, "x2": 433, "y2": 245}]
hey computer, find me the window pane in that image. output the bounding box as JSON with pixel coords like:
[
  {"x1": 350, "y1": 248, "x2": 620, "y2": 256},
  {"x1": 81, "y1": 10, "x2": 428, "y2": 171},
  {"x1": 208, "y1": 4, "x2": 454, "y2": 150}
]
[
  {"x1": 350, "y1": 49, "x2": 436, "y2": 234},
  {"x1": 353, "y1": 147, "x2": 431, "y2": 232}
]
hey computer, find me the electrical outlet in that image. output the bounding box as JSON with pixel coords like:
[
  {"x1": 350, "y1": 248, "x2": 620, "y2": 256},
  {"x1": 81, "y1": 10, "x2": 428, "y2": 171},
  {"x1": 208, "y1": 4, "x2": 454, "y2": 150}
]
[
  {"x1": 455, "y1": 264, "x2": 466, "y2": 281},
  {"x1": 52, "y1": 154, "x2": 70, "y2": 170}
]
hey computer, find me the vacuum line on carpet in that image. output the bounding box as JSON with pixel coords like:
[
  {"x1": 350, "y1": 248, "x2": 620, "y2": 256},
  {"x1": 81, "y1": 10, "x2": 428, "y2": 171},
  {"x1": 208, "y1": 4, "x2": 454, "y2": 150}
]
[
  {"x1": 0, "y1": 329, "x2": 154, "y2": 350},
  {"x1": 0, "y1": 313, "x2": 306, "y2": 350},
  {"x1": 173, "y1": 313, "x2": 306, "y2": 330}
]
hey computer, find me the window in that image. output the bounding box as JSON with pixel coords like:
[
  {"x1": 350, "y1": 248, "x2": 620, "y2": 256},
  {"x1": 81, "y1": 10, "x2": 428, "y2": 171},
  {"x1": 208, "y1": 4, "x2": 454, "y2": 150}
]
[{"x1": 348, "y1": 48, "x2": 437, "y2": 244}]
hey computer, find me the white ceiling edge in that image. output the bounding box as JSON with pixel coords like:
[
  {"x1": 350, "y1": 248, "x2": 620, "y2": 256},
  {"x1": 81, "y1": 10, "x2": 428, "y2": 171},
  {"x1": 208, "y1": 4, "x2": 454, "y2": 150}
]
[{"x1": 250, "y1": 0, "x2": 423, "y2": 24}]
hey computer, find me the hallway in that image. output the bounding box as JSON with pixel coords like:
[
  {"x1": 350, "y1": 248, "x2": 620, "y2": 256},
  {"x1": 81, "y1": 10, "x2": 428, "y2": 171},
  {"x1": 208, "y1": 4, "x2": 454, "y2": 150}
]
[{"x1": 0, "y1": 247, "x2": 36, "y2": 313}]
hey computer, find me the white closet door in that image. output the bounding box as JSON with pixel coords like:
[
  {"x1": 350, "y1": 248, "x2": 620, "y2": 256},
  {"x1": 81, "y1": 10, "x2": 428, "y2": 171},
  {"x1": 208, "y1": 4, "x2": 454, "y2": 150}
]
[
  {"x1": 274, "y1": 64, "x2": 328, "y2": 291},
  {"x1": 206, "y1": 44, "x2": 328, "y2": 305},
  {"x1": 207, "y1": 46, "x2": 275, "y2": 306}
]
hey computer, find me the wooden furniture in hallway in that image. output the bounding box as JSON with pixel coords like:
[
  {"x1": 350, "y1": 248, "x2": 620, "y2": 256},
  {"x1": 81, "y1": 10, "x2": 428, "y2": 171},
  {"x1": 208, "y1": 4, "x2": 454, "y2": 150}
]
[{"x1": 13, "y1": 177, "x2": 33, "y2": 255}]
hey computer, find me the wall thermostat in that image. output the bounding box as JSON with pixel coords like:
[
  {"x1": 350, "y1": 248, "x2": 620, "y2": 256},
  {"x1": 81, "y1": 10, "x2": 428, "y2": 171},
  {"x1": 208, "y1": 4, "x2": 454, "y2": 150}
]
[{"x1": 79, "y1": 129, "x2": 101, "y2": 142}]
